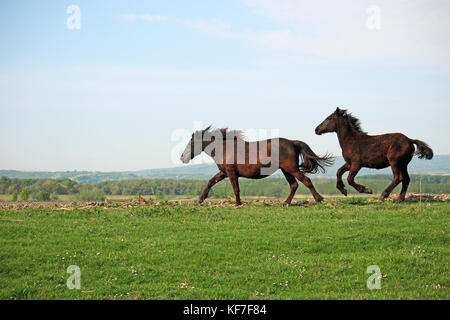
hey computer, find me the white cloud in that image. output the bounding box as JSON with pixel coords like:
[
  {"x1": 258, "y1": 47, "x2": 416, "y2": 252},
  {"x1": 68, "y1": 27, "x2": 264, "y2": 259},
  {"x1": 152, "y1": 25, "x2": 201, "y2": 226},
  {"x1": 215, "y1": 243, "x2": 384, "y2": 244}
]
[
  {"x1": 120, "y1": 14, "x2": 240, "y2": 39},
  {"x1": 244, "y1": 0, "x2": 450, "y2": 68},
  {"x1": 183, "y1": 19, "x2": 238, "y2": 38},
  {"x1": 120, "y1": 14, "x2": 168, "y2": 22},
  {"x1": 118, "y1": 2, "x2": 450, "y2": 69}
]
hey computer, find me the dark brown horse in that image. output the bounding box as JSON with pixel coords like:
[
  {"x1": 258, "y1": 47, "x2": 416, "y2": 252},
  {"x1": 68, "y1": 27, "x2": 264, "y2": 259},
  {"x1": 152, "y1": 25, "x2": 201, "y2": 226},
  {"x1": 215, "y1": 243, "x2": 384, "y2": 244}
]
[
  {"x1": 180, "y1": 126, "x2": 333, "y2": 205},
  {"x1": 315, "y1": 108, "x2": 433, "y2": 202}
]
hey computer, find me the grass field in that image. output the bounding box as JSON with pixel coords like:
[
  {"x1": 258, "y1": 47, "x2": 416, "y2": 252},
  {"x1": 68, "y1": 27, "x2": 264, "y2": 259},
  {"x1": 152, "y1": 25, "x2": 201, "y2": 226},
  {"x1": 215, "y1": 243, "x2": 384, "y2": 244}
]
[{"x1": 0, "y1": 197, "x2": 448, "y2": 300}]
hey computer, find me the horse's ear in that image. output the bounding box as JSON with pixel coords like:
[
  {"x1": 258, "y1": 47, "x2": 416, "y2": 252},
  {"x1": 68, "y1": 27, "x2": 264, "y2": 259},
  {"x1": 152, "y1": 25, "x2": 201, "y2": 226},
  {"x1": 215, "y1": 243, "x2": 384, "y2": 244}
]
[{"x1": 335, "y1": 107, "x2": 346, "y2": 116}]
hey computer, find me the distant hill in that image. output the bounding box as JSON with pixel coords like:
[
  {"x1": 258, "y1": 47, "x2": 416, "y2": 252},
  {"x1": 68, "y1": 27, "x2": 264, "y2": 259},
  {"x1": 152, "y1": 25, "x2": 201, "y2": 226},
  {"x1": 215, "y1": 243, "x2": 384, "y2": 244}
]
[{"x1": 1, "y1": 155, "x2": 449, "y2": 183}]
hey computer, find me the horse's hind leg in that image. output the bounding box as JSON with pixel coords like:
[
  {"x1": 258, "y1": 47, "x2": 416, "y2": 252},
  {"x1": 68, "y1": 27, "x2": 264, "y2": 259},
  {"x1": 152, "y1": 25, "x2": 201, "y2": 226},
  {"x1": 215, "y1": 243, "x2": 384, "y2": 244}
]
[
  {"x1": 347, "y1": 164, "x2": 373, "y2": 194},
  {"x1": 380, "y1": 164, "x2": 401, "y2": 201},
  {"x1": 396, "y1": 167, "x2": 410, "y2": 203},
  {"x1": 198, "y1": 171, "x2": 227, "y2": 204},
  {"x1": 281, "y1": 169, "x2": 298, "y2": 205},
  {"x1": 336, "y1": 163, "x2": 350, "y2": 196},
  {"x1": 291, "y1": 170, "x2": 323, "y2": 203}
]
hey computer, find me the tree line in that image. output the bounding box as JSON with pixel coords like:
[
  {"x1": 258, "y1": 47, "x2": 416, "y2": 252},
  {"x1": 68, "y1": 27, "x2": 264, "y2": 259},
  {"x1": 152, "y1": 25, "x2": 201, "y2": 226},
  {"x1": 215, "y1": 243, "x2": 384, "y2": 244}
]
[{"x1": 1, "y1": 175, "x2": 449, "y2": 201}]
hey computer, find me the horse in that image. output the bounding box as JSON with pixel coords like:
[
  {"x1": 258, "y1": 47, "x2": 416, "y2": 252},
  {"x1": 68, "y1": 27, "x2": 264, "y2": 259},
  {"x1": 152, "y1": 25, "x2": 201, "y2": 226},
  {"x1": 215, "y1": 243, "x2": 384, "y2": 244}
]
[
  {"x1": 315, "y1": 107, "x2": 433, "y2": 202},
  {"x1": 180, "y1": 126, "x2": 333, "y2": 206}
]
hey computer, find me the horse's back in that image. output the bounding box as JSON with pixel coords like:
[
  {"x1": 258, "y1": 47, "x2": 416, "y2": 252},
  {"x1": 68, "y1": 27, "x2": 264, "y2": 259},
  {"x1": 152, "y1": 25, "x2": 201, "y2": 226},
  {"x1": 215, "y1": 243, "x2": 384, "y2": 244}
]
[{"x1": 352, "y1": 133, "x2": 414, "y2": 168}]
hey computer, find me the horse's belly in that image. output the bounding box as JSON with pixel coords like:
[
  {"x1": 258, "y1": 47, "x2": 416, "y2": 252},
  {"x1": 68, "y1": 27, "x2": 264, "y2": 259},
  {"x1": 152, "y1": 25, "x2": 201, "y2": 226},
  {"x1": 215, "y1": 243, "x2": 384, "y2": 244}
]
[
  {"x1": 237, "y1": 164, "x2": 275, "y2": 178},
  {"x1": 362, "y1": 156, "x2": 389, "y2": 169}
]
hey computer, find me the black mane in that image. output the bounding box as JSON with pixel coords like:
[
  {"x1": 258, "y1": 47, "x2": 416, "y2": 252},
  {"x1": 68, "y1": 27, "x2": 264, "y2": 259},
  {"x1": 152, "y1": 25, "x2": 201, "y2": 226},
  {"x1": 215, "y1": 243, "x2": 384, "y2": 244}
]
[
  {"x1": 202, "y1": 127, "x2": 246, "y2": 141},
  {"x1": 340, "y1": 109, "x2": 366, "y2": 134}
]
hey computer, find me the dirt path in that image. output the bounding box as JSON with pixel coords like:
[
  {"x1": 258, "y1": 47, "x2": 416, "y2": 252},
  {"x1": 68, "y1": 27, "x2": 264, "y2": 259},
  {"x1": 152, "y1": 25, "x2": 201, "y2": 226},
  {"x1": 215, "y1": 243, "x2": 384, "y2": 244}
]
[{"x1": 0, "y1": 193, "x2": 448, "y2": 210}]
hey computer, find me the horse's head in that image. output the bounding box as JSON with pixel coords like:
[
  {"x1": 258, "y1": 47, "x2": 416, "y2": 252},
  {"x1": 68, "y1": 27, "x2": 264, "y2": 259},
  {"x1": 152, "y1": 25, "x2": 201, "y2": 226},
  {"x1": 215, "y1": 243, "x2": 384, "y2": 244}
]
[
  {"x1": 180, "y1": 125, "x2": 212, "y2": 164},
  {"x1": 315, "y1": 107, "x2": 346, "y2": 135}
]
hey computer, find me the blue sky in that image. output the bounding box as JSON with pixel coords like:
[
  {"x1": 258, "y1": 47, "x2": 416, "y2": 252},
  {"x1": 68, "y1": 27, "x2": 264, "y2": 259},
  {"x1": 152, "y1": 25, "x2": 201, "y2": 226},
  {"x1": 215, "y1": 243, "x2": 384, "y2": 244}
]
[{"x1": 0, "y1": 0, "x2": 449, "y2": 171}]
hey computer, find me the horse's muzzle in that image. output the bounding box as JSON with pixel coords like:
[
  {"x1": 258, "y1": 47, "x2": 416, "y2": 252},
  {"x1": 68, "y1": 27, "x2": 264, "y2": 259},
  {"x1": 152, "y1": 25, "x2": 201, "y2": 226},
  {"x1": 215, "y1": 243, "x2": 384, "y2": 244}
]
[{"x1": 180, "y1": 154, "x2": 190, "y2": 164}]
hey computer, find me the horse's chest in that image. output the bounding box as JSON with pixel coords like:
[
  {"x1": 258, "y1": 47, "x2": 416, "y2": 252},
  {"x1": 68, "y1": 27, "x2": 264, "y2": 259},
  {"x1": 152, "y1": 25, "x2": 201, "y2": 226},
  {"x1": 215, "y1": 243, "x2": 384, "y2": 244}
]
[{"x1": 342, "y1": 149, "x2": 356, "y2": 163}]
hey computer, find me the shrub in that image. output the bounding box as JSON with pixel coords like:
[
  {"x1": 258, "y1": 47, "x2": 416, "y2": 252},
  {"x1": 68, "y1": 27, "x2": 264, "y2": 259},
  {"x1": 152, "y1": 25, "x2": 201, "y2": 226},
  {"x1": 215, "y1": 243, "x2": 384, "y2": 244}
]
[
  {"x1": 33, "y1": 191, "x2": 51, "y2": 201},
  {"x1": 11, "y1": 190, "x2": 19, "y2": 201},
  {"x1": 19, "y1": 189, "x2": 30, "y2": 201},
  {"x1": 77, "y1": 188, "x2": 105, "y2": 202}
]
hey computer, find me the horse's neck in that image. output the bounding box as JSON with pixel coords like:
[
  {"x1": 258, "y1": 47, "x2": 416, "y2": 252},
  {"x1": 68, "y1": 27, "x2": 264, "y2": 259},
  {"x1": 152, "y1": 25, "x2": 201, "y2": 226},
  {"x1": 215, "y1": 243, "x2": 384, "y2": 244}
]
[
  {"x1": 202, "y1": 140, "x2": 214, "y2": 157},
  {"x1": 201, "y1": 139, "x2": 231, "y2": 158},
  {"x1": 202, "y1": 139, "x2": 246, "y2": 161},
  {"x1": 336, "y1": 122, "x2": 357, "y2": 148}
]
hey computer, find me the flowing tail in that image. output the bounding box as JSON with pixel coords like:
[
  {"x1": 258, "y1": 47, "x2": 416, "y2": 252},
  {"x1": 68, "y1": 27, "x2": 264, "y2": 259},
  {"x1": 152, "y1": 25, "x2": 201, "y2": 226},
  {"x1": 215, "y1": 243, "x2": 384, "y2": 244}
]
[
  {"x1": 293, "y1": 140, "x2": 334, "y2": 174},
  {"x1": 411, "y1": 139, "x2": 433, "y2": 160}
]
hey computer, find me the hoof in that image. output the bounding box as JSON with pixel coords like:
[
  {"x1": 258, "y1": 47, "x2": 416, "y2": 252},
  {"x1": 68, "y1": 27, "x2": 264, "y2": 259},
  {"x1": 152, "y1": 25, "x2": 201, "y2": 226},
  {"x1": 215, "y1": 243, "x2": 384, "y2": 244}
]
[
  {"x1": 197, "y1": 198, "x2": 204, "y2": 204},
  {"x1": 315, "y1": 195, "x2": 324, "y2": 203},
  {"x1": 282, "y1": 201, "x2": 291, "y2": 206},
  {"x1": 395, "y1": 198, "x2": 405, "y2": 204},
  {"x1": 339, "y1": 188, "x2": 348, "y2": 196},
  {"x1": 364, "y1": 188, "x2": 373, "y2": 194}
]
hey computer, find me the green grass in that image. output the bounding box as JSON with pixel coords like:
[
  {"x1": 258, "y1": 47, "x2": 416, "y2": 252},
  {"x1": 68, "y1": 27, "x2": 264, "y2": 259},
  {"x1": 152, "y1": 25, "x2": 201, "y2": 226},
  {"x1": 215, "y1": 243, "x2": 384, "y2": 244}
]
[{"x1": 0, "y1": 198, "x2": 448, "y2": 300}]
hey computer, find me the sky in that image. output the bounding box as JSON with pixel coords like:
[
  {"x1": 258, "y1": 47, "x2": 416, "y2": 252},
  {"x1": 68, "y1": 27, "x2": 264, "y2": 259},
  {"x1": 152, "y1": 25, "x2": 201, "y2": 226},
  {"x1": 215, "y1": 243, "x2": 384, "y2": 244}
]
[{"x1": 0, "y1": 0, "x2": 449, "y2": 171}]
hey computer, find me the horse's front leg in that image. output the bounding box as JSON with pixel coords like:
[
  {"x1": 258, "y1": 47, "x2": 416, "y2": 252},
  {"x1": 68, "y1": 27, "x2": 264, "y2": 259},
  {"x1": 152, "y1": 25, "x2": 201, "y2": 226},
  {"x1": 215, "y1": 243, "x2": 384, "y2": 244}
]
[
  {"x1": 198, "y1": 171, "x2": 227, "y2": 204},
  {"x1": 228, "y1": 174, "x2": 242, "y2": 206},
  {"x1": 347, "y1": 164, "x2": 373, "y2": 194},
  {"x1": 336, "y1": 163, "x2": 350, "y2": 196}
]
